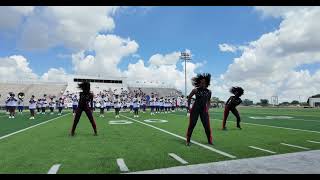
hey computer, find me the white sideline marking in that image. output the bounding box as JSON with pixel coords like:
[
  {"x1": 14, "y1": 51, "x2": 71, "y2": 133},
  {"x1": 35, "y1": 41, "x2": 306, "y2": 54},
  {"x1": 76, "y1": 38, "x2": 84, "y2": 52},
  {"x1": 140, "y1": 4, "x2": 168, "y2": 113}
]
[
  {"x1": 236, "y1": 121, "x2": 320, "y2": 134},
  {"x1": 169, "y1": 113, "x2": 320, "y2": 134},
  {"x1": 47, "y1": 164, "x2": 61, "y2": 174},
  {"x1": 280, "y1": 143, "x2": 310, "y2": 150},
  {"x1": 290, "y1": 119, "x2": 320, "y2": 123},
  {"x1": 249, "y1": 146, "x2": 276, "y2": 154},
  {"x1": 307, "y1": 140, "x2": 320, "y2": 144},
  {"x1": 0, "y1": 113, "x2": 70, "y2": 140},
  {"x1": 117, "y1": 158, "x2": 129, "y2": 172},
  {"x1": 120, "y1": 114, "x2": 236, "y2": 159},
  {"x1": 169, "y1": 153, "x2": 188, "y2": 164}
]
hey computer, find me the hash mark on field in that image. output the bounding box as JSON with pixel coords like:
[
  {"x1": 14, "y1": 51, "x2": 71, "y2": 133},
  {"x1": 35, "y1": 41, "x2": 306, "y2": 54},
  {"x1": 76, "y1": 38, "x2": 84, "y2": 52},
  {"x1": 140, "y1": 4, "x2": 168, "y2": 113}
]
[
  {"x1": 47, "y1": 164, "x2": 61, "y2": 174},
  {"x1": 0, "y1": 113, "x2": 70, "y2": 141},
  {"x1": 117, "y1": 158, "x2": 129, "y2": 172},
  {"x1": 121, "y1": 114, "x2": 236, "y2": 159},
  {"x1": 307, "y1": 140, "x2": 320, "y2": 144},
  {"x1": 280, "y1": 143, "x2": 310, "y2": 150},
  {"x1": 169, "y1": 153, "x2": 188, "y2": 164},
  {"x1": 248, "y1": 146, "x2": 276, "y2": 154}
]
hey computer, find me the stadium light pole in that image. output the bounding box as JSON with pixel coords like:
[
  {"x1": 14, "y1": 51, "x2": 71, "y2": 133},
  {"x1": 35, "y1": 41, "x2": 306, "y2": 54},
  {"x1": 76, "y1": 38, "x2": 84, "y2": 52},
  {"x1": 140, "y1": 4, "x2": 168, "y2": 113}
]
[{"x1": 180, "y1": 51, "x2": 192, "y2": 96}]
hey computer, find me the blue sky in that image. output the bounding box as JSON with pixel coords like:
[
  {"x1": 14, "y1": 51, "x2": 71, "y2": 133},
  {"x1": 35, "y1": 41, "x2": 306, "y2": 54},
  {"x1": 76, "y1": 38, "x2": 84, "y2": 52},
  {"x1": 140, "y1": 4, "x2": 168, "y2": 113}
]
[
  {"x1": 1, "y1": 6, "x2": 319, "y2": 102},
  {"x1": 115, "y1": 6, "x2": 281, "y2": 76},
  {"x1": 0, "y1": 6, "x2": 281, "y2": 77}
]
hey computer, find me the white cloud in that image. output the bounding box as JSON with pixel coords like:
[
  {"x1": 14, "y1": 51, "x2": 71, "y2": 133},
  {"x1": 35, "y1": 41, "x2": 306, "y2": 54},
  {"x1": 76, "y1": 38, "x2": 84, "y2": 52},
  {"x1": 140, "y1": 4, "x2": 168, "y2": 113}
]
[
  {"x1": 124, "y1": 51, "x2": 203, "y2": 95},
  {"x1": 218, "y1": 43, "x2": 237, "y2": 53},
  {"x1": 72, "y1": 37, "x2": 203, "y2": 95},
  {"x1": 0, "y1": 55, "x2": 38, "y2": 81},
  {"x1": 72, "y1": 34, "x2": 139, "y2": 76},
  {"x1": 2, "y1": 6, "x2": 120, "y2": 50},
  {"x1": 0, "y1": 6, "x2": 34, "y2": 30},
  {"x1": 148, "y1": 52, "x2": 181, "y2": 66},
  {"x1": 218, "y1": 6, "x2": 320, "y2": 102},
  {"x1": 132, "y1": 54, "x2": 141, "y2": 58},
  {"x1": 41, "y1": 68, "x2": 69, "y2": 82},
  {"x1": 118, "y1": 6, "x2": 154, "y2": 15},
  {"x1": 10, "y1": 6, "x2": 35, "y2": 15},
  {"x1": 0, "y1": 55, "x2": 71, "y2": 83},
  {"x1": 254, "y1": 6, "x2": 309, "y2": 18}
]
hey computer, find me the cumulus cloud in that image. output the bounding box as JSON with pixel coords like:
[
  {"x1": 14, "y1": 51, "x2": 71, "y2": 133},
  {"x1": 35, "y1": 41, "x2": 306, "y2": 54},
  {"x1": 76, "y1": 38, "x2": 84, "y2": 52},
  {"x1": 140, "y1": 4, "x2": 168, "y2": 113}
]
[
  {"x1": 71, "y1": 36, "x2": 203, "y2": 94},
  {"x1": 218, "y1": 6, "x2": 320, "y2": 102},
  {"x1": 218, "y1": 43, "x2": 237, "y2": 53},
  {"x1": 0, "y1": 55, "x2": 71, "y2": 83},
  {"x1": 71, "y1": 34, "x2": 139, "y2": 77},
  {"x1": 254, "y1": 6, "x2": 308, "y2": 18},
  {"x1": 0, "y1": 6, "x2": 34, "y2": 30},
  {"x1": 41, "y1": 68, "x2": 69, "y2": 82},
  {"x1": 148, "y1": 52, "x2": 181, "y2": 66},
  {"x1": 6, "y1": 6, "x2": 119, "y2": 50},
  {"x1": 0, "y1": 6, "x2": 203, "y2": 95},
  {"x1": 124, "y1": 51, "x2": 203, "y2": 94},
  {"x1": 0, "y1": 55, "x2": 38, "y2": 81}
]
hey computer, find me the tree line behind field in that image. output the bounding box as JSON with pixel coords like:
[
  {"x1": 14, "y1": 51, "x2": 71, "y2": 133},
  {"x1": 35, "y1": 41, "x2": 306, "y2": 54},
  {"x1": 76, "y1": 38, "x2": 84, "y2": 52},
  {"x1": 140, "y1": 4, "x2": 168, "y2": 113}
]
[{"x1": 210, "y1": 97, "x2": 309, "y2": 107}]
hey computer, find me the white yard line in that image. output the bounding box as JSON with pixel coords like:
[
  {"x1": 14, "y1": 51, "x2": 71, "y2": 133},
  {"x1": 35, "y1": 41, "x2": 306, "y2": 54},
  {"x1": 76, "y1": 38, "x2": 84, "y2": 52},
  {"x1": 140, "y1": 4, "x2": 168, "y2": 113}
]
[
  {"x1": 249, "y1": 146, "x2": 276, "y2": 154},
  {"x1": 168, "y1": 113, "x2": 320, "y2": 134},
  {"x1": 117, "y1": 158, "x2": 129, "y2": 172},
  {"x1": 120, "y1": 114, "x2": 236, "y2": 159},
  {"x1": 47, "y1": 164, "x2": 61, "y2": 174},
  {"x1": 289, "y1": 119, "x2": 320, "y2": 123},
  {"x1": 307, "y1": 140, "x2": 320, "y2": 144},
  {"x1": 280, "y1": 143, "x2": 310, "y2": 150},
  {"x1": 0, "y1": 113, "x2": 70, "y2": 140},
  {"x1": 209, "y1": 111, "x2": 320, "y2": 118},
  {"x1": 169, "y1": 153, "x2": 188, "y2": 164},
  {"x1": 225, "y1": 120, "x2": 320, "y2": 134},
  {"x1": 172, "y1": 112, "x2": 320, "y2": 123}
]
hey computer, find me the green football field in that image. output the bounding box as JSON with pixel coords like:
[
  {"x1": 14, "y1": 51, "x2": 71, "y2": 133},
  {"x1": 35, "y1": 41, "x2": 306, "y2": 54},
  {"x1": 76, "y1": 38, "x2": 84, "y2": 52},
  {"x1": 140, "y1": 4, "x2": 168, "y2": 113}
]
[{"x1": 0, "y1": 107, "x2": 320, "y2": 174}]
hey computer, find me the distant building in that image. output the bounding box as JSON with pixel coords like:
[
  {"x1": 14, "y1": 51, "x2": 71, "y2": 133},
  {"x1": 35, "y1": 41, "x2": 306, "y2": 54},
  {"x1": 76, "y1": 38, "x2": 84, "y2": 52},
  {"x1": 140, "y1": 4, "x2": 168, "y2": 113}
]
[{"x1": 307, "y1": 94, "x2": 320, "y2": 107}]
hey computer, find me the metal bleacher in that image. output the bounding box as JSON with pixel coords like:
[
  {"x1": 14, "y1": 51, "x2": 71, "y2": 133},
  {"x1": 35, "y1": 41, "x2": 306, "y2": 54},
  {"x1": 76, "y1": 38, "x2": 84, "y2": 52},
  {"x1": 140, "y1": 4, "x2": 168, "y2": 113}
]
[
  {"x1": 128, "y1": 87, "x2": 182, "y2": 98},
  {"x1": 0, "y1": 82, "x2": 68, "y2": 106}
]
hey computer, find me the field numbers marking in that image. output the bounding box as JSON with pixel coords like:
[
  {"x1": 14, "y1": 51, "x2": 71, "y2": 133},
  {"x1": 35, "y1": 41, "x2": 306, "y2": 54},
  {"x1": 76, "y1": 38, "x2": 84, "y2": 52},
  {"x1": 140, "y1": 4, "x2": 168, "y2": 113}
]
[
  {"x1": 109, "y1": 120, "x2": 133, "y2": 125},
  {"x1": 144, "y1": 119, "x2": 168, "y2": 123}
]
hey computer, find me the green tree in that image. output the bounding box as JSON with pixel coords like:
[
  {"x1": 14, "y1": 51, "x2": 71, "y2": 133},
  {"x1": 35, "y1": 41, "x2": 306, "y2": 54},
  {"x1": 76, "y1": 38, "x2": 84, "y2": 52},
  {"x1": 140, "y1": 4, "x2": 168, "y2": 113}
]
[
  {"x1": 260, "y1": 99, "x2": 269, "y2": 106},
  {"x1": 280, "y1": 102, "x2": 289, "y2": 106},
  {"x1": 242, "y1": 99, "x2": 254, "y2": 106},
  {"x1": 291, "y1": 100, "x2": 300, "y2": 105},
  {"x1": 211, "y1": 97, "x2": 220, "y2": 103}
]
